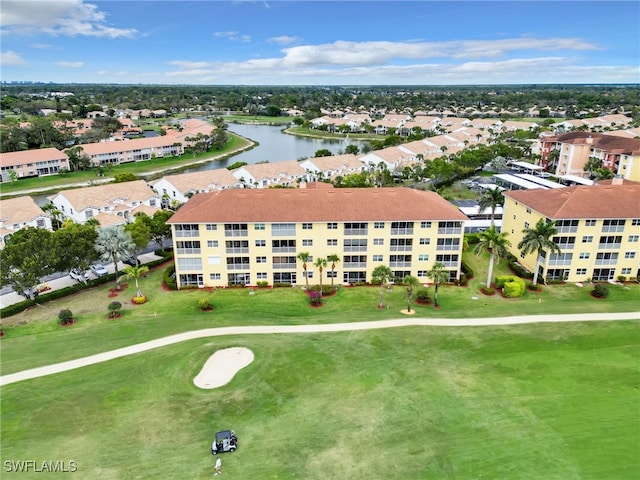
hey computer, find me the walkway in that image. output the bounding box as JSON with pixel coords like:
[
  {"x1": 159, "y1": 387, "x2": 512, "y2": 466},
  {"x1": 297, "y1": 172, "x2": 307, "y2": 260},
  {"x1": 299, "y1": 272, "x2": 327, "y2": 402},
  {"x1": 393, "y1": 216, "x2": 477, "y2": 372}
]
[{"x1": 1, "y1": 311, "x2": 638, "y2": 387}]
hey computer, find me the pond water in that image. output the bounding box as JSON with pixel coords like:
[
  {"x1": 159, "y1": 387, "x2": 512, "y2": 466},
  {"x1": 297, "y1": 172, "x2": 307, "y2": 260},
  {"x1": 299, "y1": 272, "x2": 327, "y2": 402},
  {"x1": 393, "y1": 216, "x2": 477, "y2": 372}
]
[{"x1": 186, "y1": 123, "x2": 368, "y2": 172}]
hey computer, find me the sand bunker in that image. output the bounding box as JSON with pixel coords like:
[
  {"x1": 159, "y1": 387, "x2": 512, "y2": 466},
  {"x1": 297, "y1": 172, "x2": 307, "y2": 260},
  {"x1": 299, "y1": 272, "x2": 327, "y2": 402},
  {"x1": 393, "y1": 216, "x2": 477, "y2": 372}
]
[{"x1": 193, "y1": 347, "x2": 254, "y2": 389}]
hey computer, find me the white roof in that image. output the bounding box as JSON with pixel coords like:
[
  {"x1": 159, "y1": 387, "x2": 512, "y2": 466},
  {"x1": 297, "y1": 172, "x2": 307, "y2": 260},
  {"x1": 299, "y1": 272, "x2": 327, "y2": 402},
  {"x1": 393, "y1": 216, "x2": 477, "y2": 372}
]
[
  {"x1": 514, "y1": 173, "x2": 566, "y2": 189},
  {"x1": 493, "y1": 174, "x2": 548, "y2": 190},
  {"x1": 558, "y1": 175, "x2": 595, "y2": 186},
  {"x1": 510, "y1": 161, "x2": 543, "y2": 171}
]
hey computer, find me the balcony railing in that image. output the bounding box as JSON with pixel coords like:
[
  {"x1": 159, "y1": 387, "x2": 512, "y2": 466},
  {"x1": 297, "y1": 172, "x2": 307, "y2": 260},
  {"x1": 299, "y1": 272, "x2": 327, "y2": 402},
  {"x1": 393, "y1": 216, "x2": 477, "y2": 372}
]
[
  {"x1": 272, "y1": 263, "x2": 297, "y2": 269},
  {"x1": 226, "y1": 264, "x2": 250, "y2": 270},
  {"x1": 438, "y1": 261, "x2": 458, "y2": 268},
  {"x1": 344, "y1": 246, "x2": 367, "y2": 252},
  {"x1": 436, "y1": 245, "x2": 460, "y2": 251},
  {"x1": 272, "y1": 247, "x2": 297, "y2": 253},
  {"x1": 595, "y1": 259, "x2": 618, "y2": 266},
  {"x1": 344, "y1": 228, "x2": 368, "y2": 236},
  {"x1": 390, "y1": 228, "x2": 414, "y2": 235},
  {"x1": 389, "y1": 245, "x2": 413, "y2": 252},
  {"x1": 437, "y1": 227, "x2": 462, "y2": 235},
  {"x1": 225, "y1": 247, "x2": 249, "y2": 254},
  {"x1": 225, "y1": 230, "x2": 248, "y2": 237},
  {"x1": 389, "y1": 261, "x2": 412, "y2": 268},
  {"x1": 343, "y1": 262, "x2": 367, "y2": 269},
  {"x1": 598, "y1": 243, "x2": 621, "y2": 250},
  {"x1": 175, "y1": 230, "x2": 199, "y2": 237},
  {"x1": 176, "y1": 248, "x2": 201, "y2": 255}
]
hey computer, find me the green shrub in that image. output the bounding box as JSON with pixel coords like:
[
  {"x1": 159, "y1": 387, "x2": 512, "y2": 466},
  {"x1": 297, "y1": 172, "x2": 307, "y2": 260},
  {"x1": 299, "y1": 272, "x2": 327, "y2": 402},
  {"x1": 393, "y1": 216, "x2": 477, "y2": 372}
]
[
  {"x1": 108, "y1": 301, "x2": 122, "y2": 318},
  {"x1": 273, "y1": 282, "x2": 292, "y2": 288},
  {"x1": 256, "y1": 281, "x2": 269, "y2": 288},
  {"x1": 308, "y1": 285, "x2": 336, "y2": 296},
  {"x1": 163, "y1": 264, "x2": 177, "y2": 290},
  {"x1": 461, "y1": 261, "x2": 474, "y2": 279},
  {"x1": 617, "y1": 275, "x2": 627, "y2": 283},
  {"x1": 415, "y1": 288, "x2": 430, "y2": 304},
  {"x1": 505, "y1": 253, "x2": 534, "y2": 279},
  {"x1": 592, "y1": 283, "x2": 609, "y2": 298},
  {"x1": 482, "y1": 286, "x2": 495, "y2": 295},
  {"x1": 58, "y1": 309, "x2": 74, "y2": 325},
  {"x1": 503, "y1": 277, "x2": 526, "y2": 298},
  {"x1": 465, "y1": 233, "x2": 480, "y2": 244},
  {"x1": 198, "y1": 298, "x2": 213, "y2": 310}
]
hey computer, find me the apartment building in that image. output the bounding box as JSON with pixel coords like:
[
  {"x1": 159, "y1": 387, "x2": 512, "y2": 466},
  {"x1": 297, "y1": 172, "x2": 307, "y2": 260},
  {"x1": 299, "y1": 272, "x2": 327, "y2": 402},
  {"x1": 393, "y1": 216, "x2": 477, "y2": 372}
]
[
  {"x1": 502, "y1": 179, "x2": 640, "y2": 283},
  {"x1": 0, "y1": 147, "x2": 70, "y2": 182},
  {"x1": 0, "y1": 196, "x2": 52, "y2": 248},
  {"x1": 167, "y1": 185, "x2": 468, "y2": 289},
  {"x1": 538, "y1": 132, "x2": 640, "y2": 181}
]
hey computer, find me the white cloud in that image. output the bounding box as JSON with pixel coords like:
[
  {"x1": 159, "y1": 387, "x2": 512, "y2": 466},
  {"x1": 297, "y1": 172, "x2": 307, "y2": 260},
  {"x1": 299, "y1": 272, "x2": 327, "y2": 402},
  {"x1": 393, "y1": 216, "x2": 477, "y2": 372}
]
[
  {"x1": 268, "y1": 35, "x2": 302, "y2": 46},
  {"x1": 1, "y1": 0, "x2": 138, "y2": 38},
  {"x1": 212, "y1": 30, "x2": 251, "y2": 42},
  {"x1": 56, "y1": 61, "x2": 83, "y2": 67},
  {"x1": 0, "y1": 50, "x2": 25, "y2": 66}
]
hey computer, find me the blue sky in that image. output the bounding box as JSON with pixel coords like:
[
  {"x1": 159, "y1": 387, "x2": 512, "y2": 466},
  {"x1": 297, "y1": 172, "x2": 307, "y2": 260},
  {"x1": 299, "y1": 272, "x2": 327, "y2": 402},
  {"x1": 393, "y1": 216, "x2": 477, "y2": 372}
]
[{"x1": 1, "y1": 1, "x2": 638, "y2": 85}]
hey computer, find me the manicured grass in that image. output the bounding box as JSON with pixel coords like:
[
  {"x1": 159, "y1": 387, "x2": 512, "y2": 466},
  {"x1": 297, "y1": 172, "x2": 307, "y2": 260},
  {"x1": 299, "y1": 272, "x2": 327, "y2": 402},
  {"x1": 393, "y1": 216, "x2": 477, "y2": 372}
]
[
  {"x1": 1, "y1": 253, "x2": 639, "y2": 479},
  {"x1": 1, "y1": 321, "x2": 638, "y2": 479}
]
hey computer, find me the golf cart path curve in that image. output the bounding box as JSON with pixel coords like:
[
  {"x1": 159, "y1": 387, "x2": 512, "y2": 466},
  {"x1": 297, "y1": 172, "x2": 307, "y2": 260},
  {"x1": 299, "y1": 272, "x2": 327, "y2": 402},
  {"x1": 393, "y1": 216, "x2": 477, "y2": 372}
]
[{"x1": 1, "y1": 312, "x2": 638, "y2": 387}]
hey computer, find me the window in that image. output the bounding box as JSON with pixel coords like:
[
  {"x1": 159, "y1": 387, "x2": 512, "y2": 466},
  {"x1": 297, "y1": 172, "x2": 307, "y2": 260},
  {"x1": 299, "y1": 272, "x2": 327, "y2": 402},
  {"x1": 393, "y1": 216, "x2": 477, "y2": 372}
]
[
  {"x1": 302, "y1": 223, "x2": 313, "y2": 230},
  {"x1": 552, "y1": 236, "x2": 575, "y2": 250},
  {"x1": 391, "y1": 221, "x2": 414, "y2": 235},
  {"x1": 85, "y1": 209, "x2": 93, "y2": 219},
  {"x1": 628, "y1": 234, "x2": 639, "y2": 243},
  {"x1": 595, "y1": 252, "x2": 618, "y2": 265},
  {"x1": 436, "y1": 238, "x2": 461, "y2": 251},
  {"x1": 36, "y1": 218, "x2": 45, "y2": 227},
  {"x1": 390, "y1": 238, "x2": 413, "y2": 251},
  {"x1": 344, "y1": 255, "x2": 367, "y2": 267},
  {"x1": 438, "y1": 221, "x2": 462, "y2": 235},
  {"x1": 421, "y1": 221, "x2": 432, "y2": 228},
  {"x1": 621, "y1": 268, "x2": 632, "y2": 275},
  {"x1": 227, "y1": 257, "x2": 250, "y2": 269},
  {"x1": 555, "y1": 220, "x2": 579, "y2": 233},
  {"x1": 436, "y1": 254, "x2": 459, "y2": 266},
  {"x1": 255, "y1": 239, "x2": 266, "y2": 247},
  {"x1": 602, "y1": 219, "x2": 625, "y2": 232},
  {"x1": 548, "y1": 252, "x2": 573, "y2": 266},
  {"x1": 304, "y1": 271, "x2": 314, "y2": 278},
  {"x1": 254, "y1": 223, "x2": 265, "y2": 230},
  {"x1": 303, "y1": 239, "x2": 313, "y2": 246},
  {"x1": 175, "y1": 224, "x2": 200, "y2": 237},
  {"x1": 526, "y1": 207, "x2": 531, "y2": 214},
  {"x1": 599, "y1": 235, "x2": 622, "y2": 249},
  {"x1": 272, "y1": 239, "x2": 296, "y2": 252},
  {"x1": 327, "y1": 239, "x2": 337, "y2": 246},
  {"x1": 272, "y1": 223, "x2": 296, "y2": 236},
  {"x1": 207, "y1": 240, "x2": 219, "y2": 248},
  {"x1": 327, "y1": 222, "x2": 338, "y2": 230},
  {"x1": 256, "y1": 256, "x2": 267, "y2": 263},
  {"x1": 344, "y1": 239, "x2": 368, "y2": 251},
  {"x1": 582, "y1": 235, "x2": 593, "y2": 243},
  {"x1": 374, "y1": 222, "x2": 385, "y2": 229},
  {"x1": 206, "y1": 224, "x2": 217, "y2": 231},
  {"x1": 418, "y1": 254, "x2": 429, "y2": 261},
  {"x1": 585, "y1": 219, "x2": 596, "y2": 227},
  {"x1": 207, "y1": 256, "x2": 221, "y2": 265},
  {"x1": 209, "y1": 273, "x2": 221, "y2": 280},
  {"x1": 419, "y1": 238, "x2": 431, "y2": 245},
  {"x1": 373, "y1": 255, "x2": 383, "y2": 262},
  {"x1": 524, "y1": 222, "x2": 529, "y2": 229},
  {"x1": 176, "y1": 240, "x2": 201, "y2": 254},
  {"x1": 177, "y1": 257, "x2": 203, "y2": 270},
  {"x1": 373, "y1": 238, "x2": 384, "y2": 246},
  {"x1": 579, "y1": 252, "x2": 590, "y2": 260},
  {"x1": 257, "y1": 272, "x2": 267, "y2": 280},
  {"x1": 624, "y1": 251, "x2": 636, "y2": 259},
  {"x1": 225, "y1": 240, "x2": 249, "y2": 253},
  {"x1": 344, "y1": 222, "x2": 368, "y2": 235},
  {"x1": 632, "y1": 219, "x2": 640, "y2": 226},
  {"x1": 224, "y1": 223, "x2": 248, "y2": 237},
  {"x1": 417, "y1": 270, "x2": 427, "y2": 277},
  {"x1": 576, "y1": 268, "x2": 587, "y2": 275}
]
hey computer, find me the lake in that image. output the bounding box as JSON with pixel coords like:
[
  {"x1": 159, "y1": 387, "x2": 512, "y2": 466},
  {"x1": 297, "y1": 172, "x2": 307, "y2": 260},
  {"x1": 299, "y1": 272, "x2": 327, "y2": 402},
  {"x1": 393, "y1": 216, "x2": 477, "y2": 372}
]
[{"x1": 185, "y1": 123, "x2": 368, "y2": 172}]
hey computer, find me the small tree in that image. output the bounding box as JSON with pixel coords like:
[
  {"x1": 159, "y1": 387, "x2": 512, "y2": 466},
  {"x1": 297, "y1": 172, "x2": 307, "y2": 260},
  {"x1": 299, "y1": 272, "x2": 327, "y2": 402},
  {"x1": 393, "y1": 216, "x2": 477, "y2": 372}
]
[
  {"x1": 403, "y1": 275, "x2": 420, "y2": 313},
  {"x1": 427, "y1": 262, "x2": 449, "y2": 308},
  {"x1": 108, "y1": 301, "x2": 122, "y2": 318},
  {"x1": 314, "y1": 257, "x2": 327, "y2": 294},
  {"x1": 123, "y1": 265, "x2": 149, "y2": 298},
  {"x1": 518, "y1": 219, "x2": 560, "y2": 285},
  {"x1": 297, "y1": 252, "x2": 311, "y2": 290},
  {"x1": 371, "y1": 265, "x2": 394, "y2": 309},
  {"x1": 58, "y1": 309, "x2": 74, "y2": 326},
  {"x1": 327, "y1": 254, "x2": 340, "y2": 287}
]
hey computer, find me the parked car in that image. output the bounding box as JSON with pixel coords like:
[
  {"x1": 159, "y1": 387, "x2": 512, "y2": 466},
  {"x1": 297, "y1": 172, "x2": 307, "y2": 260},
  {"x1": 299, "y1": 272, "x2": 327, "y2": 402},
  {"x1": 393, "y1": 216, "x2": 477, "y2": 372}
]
[
  {"x1": 211, "y1": 430, "x2": 237, "y2": 455},
  {"x1": 123, "y1": 255, "x2": 141, "y2": 267},
  {"x1": 70, "y1": 268, "x2": 89, "y2": 283},
  {"x1": 90, "y1": 264, "x2": 108, "y2": 277}
]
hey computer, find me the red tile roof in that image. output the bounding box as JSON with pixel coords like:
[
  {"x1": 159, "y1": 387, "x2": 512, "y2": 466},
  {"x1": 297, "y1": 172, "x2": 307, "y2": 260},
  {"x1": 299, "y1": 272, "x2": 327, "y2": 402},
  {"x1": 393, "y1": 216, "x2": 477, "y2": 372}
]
[
  {"x1": 168, "y1": 187, "x2": 468, "y2": 224},
  {"x1": 504, "y1": 183, "x2": 640, "y2": 219}
]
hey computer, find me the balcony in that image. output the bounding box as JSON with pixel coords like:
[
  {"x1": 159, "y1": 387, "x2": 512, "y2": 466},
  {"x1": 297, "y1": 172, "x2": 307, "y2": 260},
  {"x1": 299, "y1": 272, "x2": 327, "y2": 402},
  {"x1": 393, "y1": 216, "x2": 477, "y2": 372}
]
[
  {"x1": 389, "y1": 261, "x2": 411, "y2": 268},
  {"x1": 598, "y1": 243, "x2": 621, "y2": 250},
  {"x1": 389, "y1": 245, "x2": 413, "y2": 252},
  {"x1": 436, "y1": 244, "x2": 460, "y2": 251},
  {"x1": 176, "y1": 248, "x2": 201, "y2": 255},
  {"x1": 272, "y1": 247, "x2": 297, "y2": 253},
  {"x1": 343, "y1": 262, "x2": 367, "y2": 269},
  {"x1": 390, "y1": 228, "x2": 414, "y2": 235},
  {"x1": 437, "y1": 227, "x2": 462, "y2": 235},
  {"x1": 175, "y1": 230, "x2": 199, "y2": 237},
  {"x1": 226, "y1": 264, "x2": 250, "y2": 270},
  {"x1": 272, "y1": 263, "x2": 297, "y2": 269},
  {"x1": 226, "y1": 247, "x2": 249, "y2": 254},
  {"x1": 344, "y1": 228, "x2": 368, "y2": 236},
  {"x1": 224, "y1": 230, "x2": 248, "y2": 237}
]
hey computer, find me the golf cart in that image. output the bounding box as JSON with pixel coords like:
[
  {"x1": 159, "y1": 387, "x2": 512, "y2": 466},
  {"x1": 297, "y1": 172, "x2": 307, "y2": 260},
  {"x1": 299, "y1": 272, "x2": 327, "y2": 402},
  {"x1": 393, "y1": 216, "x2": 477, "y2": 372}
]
[{"x1": 211, "y1": 430, "x2": 237, "y2": 455}]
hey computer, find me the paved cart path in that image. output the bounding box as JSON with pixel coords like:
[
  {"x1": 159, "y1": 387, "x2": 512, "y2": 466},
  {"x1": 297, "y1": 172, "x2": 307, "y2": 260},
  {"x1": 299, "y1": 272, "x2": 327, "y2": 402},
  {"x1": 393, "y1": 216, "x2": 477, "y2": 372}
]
[{"x1": 1, "y1": 312, "x2": 638, "y2": 387}]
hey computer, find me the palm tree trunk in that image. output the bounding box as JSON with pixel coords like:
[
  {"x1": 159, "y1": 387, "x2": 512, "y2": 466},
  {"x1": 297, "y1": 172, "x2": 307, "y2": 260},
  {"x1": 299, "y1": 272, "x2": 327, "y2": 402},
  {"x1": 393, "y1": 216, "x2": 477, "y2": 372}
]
[
  {"x1": 303, "y1": 265, "x2": 309, "y2": 290},
  {"x1": 434, "y1": 283, "x2": 439, "y2": 307},
  {"x1": 486, "y1": 251, "x2": 495, "y2": 288},
  {"x1": 112, "y1": 252, "x2": 120, "y2": 290},
  {"x1": 532, "y1": 250, "x2": 542, "y2": 285}
]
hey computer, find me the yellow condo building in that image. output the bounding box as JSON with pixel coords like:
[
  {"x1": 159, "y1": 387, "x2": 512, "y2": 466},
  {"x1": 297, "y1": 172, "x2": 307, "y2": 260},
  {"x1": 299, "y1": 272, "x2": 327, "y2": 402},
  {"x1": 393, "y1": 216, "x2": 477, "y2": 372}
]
[
  {"x1": 167, "y1": 185, "x2": 468, "y2": 288},
  {"x1": 502, "y1": 180, "x2": 640, "y2": 283}
]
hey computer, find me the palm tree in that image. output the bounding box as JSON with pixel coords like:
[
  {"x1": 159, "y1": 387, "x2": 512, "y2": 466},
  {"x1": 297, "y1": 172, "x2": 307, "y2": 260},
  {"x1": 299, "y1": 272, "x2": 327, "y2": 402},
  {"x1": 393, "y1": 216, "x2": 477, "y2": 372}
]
[
  {"x1": 517, "y1": 219, "x2": 561, "y2": 285},
  {"x1": 297, "y1": 252, "x2": 311, "y2": 290},
  {"x1": 474, "y1": 226, "x2": 511, "y2": 288},
  {"x1": 403, "y1": 275, "x2": 420, "y2": 313},
  {"x1": 327, "y1": 254, "x2": 340, "y2": 287},
  {"x1": 427, "y1": 262, "x2": 449, "y2": 308},
  {"x1": 478, "y1": 188, "x2": 504, "y2": 227},
  {"x1": 123, "y1": 265, "x2": 149, "y2": 298},
  {"x1": 371, "y1": 265, "x2": 394, "y2": 309},
  {"x1": 314, "y1": 257, "x2": 327, "y2": 294},
  {"x1": 95, "y1": 226, "x2": 135, "y2": 291}
]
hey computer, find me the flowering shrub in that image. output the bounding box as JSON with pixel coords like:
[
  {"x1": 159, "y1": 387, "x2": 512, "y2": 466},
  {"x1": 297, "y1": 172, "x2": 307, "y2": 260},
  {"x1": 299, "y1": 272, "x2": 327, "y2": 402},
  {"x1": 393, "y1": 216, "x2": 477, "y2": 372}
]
[
  {"x1": 308, "y1": 291, "x2": 322, "y2": 306},
  {"x1": 198, "y1": 298, "x2": 213, "y2": 310},
  {"x1": 132, "y1": 296, "x2": 147, "y2": 305}
]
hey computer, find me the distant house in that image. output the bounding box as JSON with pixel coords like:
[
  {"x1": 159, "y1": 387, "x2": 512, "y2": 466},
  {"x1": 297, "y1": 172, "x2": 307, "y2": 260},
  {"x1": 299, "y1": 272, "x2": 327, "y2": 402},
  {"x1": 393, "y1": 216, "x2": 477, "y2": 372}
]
[
  {"x1": 0, "y1": 147, "x2": 70, "y2": 182},
  {"x1": 231, "y1": 160, "x2": 307, "y2": 188},
  {"x1": 298, "y1": 154, "x2": 365, "y2": 181},
  {"x1": 78, "y1": 136, "x2": 184, "y2": 167},
  {"x1": 150, "y1": 168, "x2": 242, "y2": 205},
  {"x1": 0, "y1": 196, "x2": 52, "y2": 248},
  {"x1": 48, "y1": 180, "x2": 161, "y2": 225}
]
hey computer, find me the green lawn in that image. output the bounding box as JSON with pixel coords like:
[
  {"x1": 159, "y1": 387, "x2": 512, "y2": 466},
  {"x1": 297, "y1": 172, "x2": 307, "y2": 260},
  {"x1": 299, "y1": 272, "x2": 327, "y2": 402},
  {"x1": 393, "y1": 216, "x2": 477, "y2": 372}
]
[{"x1": 1, "y1": 257, "x2": 639, "y2": 479}]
